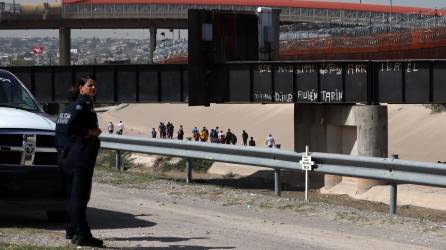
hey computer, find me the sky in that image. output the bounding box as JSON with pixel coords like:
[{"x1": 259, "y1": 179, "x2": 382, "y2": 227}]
[{"x1": 0, "y1": 0, "x2": 444, "y2": 38}]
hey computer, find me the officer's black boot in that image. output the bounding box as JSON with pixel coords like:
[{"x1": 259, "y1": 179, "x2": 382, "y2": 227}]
[
  {"x1": 71, "y1": 234, "x2": 104, "y2": 247},
  {"x1": 65, "y1": 229, "x2": 75, "y2": 240},
  {"x1": 64, "y1": 223, "x2": 76, "y2": 239}
]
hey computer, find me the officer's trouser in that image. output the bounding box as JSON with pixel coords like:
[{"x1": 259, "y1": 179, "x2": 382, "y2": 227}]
[{"x1": 61, "y1": 139, "x2": 98, "y2": 236}]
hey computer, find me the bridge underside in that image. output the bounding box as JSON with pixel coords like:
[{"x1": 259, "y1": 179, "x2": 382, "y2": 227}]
[{"x1": 3, "y1": 60, "x2": 446, "y2": 105}]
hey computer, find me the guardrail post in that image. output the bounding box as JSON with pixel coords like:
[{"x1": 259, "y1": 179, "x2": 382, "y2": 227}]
[
  {"x1": 390, "y1": 183, "x2": 397, "y2": 215},
  {"x1": 186, "y1": 158, "x2": 192, "y2": 183},
  {"x1": 390, "y1": 154, "x2": 399, "y2": 215},
  {"x1": 115, "y1": 150, "x2": 122, "y2": 171},
  {"x1": 274, "y1": 169, "x2": 281, "y2": 196}
]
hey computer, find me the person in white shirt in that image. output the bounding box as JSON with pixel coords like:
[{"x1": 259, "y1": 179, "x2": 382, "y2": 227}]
[
  {"x1": 107, "y1": 121, "x2": 114, "y2": 134},
  {"x1": 117, "y1": 121, "x2": 124, "y2": 135},
  {"x1": 265, "y1": 134, "x2": 275, "y2": 148}
]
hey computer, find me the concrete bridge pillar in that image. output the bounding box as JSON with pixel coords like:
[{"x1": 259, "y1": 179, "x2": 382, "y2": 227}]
[
  {"x1": 59, "y1": 27, "x2": 71, "y2": 65},
  {"x1": 294, "y1": 104, "x2": 388, "y2": 193},
  {"x1": 354, "y1": 105, "x2": 388, "y2": 192},
  {"x1": 149, "y1": 27, "x2": 157, "y2": 64}
]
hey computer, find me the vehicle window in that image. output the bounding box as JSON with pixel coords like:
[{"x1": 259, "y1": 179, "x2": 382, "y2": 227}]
[{"x1": 0, "y1": 72, "x2": 39, "y2": 112}]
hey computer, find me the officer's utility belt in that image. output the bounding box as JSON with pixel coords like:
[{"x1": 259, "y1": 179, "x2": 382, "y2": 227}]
[
  {"x1": 71, "y1": 136, "x2": 86, "y2": 144},
  {"x1": 57, "y1": 147, "x2": 70, "y2": 158},
  {"x1": 70, "y1": 135, "x2": 100, "y2": 148},
  {"x1": 57, "y1": 147, "x2": 67, "y2": 154}
]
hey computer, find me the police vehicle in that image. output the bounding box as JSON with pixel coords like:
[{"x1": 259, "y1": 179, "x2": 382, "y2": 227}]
[{"x1": 0, "y1": 69, "x2": 65, "y2": 220}]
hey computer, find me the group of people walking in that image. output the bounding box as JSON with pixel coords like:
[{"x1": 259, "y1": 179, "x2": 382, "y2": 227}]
[
  {"x1": 196, "y1": 127, "x2": 238, "y2": 144},
  {"x1": 148, "y1": 123, "x2": 275, "y2": 148},
  {"x1": 107, "y1": 120, "x2": 124, "y2": 135},
  {"x1": 151, "y1": 122, "x2": 184, "y2": 140},
  {"x1": 105, "y1": 119, "x2": 276, "y2": 149},
  {"x1": 155, "y1": 122, "x2": 176, "y2": 139}
]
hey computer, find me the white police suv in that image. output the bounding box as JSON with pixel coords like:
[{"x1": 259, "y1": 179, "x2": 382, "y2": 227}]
[{"x1": 0, "y1": 69, "x2": 65, "y2": 220}]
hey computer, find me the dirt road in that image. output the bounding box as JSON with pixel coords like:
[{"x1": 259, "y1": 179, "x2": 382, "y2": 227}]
[
  {"x1": 1, "y1": 180, "x2": 446, "y2": 249},
  {"x1": 89, "y1": 181, "x2": 446, "y2": 249}
]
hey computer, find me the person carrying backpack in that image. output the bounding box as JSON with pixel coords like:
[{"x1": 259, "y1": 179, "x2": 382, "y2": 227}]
[
  {"x1": 210, "y1": 129, "x2": 218, "y2": 143},
  {"x1": 231, "y1": 133, "x2": 237, "y2": 145},
  {"x1": 200, "y1": 126, "x2": 209, "y2": 142},
  {"x1": 249, "y1": 137, "x2": 256, "y2": 146}
]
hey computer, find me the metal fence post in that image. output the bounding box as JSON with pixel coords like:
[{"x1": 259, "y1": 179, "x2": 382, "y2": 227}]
[
  {"x1": 274, "y1": 169, "x2": 281, "y2": 196},
  {"x1": 186, "y1": 158, "x2": 192, "y2": 183},
  {"x1": 390, "y1": 183, "x2": 397, "y2": 215},
  {"x1": 115, "y1": 150, "x2": 122, "y2": 171},
  {"x1": 390, "y1": 154, "x2": 399, "y2": 215}
]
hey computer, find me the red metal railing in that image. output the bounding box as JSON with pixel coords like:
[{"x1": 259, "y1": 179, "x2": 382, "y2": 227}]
[
  {"x1": 158, "y1": 27, "x2": 446, "y2": 63},
  {"x1": 280, "y1": 27, "x2": 446, "y2": 59}
]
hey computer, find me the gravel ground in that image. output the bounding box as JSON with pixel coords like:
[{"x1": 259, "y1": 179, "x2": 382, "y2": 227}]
[{"x1": 1, "y1": 175, "x2": 446, "y2": 249}]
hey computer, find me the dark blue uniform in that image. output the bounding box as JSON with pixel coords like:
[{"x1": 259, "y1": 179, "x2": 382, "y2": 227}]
[{"x1": 55, "y1": 95, "x2": 100, "y2": 239}]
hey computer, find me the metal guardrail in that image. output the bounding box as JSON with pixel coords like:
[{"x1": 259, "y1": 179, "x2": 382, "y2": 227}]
[
  {"x1": 100, "y1": 134, "x2": 301, "y2": 170},
  {"x1": 312, "y1": 152, "x2": 446, "y2": 188},
  {"x1": 99, "y1": 134, "x2": 446, "y2": 214}
]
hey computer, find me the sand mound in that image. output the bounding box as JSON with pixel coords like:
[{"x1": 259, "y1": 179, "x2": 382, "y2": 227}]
[{"x1": 388, "y1": 104, "x2": 446, "y2": 162}]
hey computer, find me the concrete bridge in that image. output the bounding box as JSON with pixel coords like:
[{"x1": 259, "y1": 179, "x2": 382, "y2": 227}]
[
  {"x1": 1, "y1": 0, "x2": 440, "y2": 28},
  {"x1": 1, "y1": 1, "x2": 443, "y2": 64}
]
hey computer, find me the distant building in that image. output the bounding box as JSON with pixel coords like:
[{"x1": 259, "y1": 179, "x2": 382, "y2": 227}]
[
  {"x1": 104, "y1": 59, "x2": 131, "y2": 65},
  {"x1": 0, "y1": 55, "x2": 9, "y2": 65}
]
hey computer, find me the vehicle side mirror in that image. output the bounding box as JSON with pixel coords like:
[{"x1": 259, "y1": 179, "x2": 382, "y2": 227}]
[{"x1": 42, "y1": 102, "x2": 60, "y2": 115}]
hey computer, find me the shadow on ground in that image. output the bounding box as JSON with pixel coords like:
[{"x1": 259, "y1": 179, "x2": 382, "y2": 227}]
[
  {"x1": 193, "y1": 170, "x2": 325, "y2": 191},
  {"x1": 0, "y1": 207, "x2": 156, "y2": 230},
  {"x1": 107, "y1": 246, "x2": 234, "y2": 250},
  {"x1": 105, "y1": 236, "x2": 208, "y2": 242},
  {"x1": 103, "y1": 236, "x2": 235, "y2": 250}
]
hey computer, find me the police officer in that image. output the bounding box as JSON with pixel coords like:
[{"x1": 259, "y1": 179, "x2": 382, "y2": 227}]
[{"x1": 55, "y1": 75, "x2": 103, "y2": 247}]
